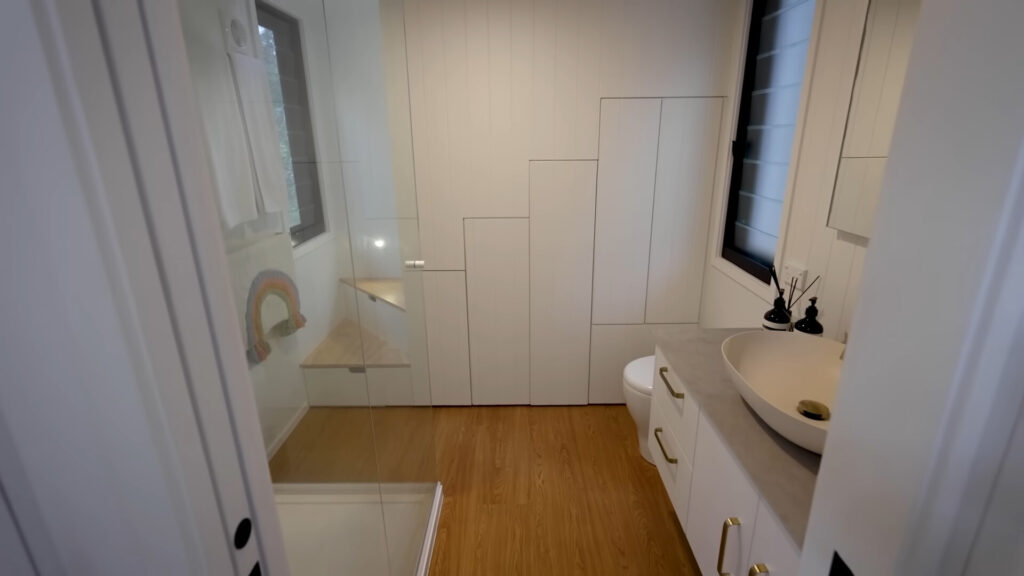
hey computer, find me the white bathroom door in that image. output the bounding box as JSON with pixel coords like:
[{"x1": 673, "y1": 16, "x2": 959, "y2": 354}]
[
  {"x1": 82, "y1": 0, "x2": 290, "y2": 573},
  {"x1": 1, "y1": 0, "x2": 288, "y2": 573}
]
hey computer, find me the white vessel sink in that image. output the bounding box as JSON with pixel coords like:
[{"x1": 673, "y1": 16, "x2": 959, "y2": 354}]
[{"x1": 721, "y1": 330, "x2": 844, "y2": 454}]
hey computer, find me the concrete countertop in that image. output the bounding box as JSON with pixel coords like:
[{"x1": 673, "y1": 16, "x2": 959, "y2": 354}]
[{"x1": 650, "y1": 325, "x2": 820, "y2": 549}]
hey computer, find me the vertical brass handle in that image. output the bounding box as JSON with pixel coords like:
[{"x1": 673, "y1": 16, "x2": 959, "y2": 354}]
[
  {"x1": 749, "y1": 564, "x2": 769, "y2": 576},
  {"x1": 658, "y1": 367, "x2": 685, "y2": 399},
  {"x1": 717, "y1": 517, "x2": 741, "y2": 576},
  {"x1": 653, "y1": 427, "x2": 678, "y2": 464}
]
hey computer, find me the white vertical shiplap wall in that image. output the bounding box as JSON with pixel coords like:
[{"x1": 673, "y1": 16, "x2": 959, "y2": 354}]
[
  {"x1": 589, "y1": 325, "x2": 658, "y2": 404},
  {"x1": 530, "y1": 161, "x2": 598, "y2": 405},
  {"x1": 396, "y1": 0, "x2": 744, "y2": 404},
  {"x1": 404, "y1": 0, "x2": 741, "y2": 271}
]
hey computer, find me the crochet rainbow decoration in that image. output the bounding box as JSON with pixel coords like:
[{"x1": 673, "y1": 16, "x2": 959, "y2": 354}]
[{"x1": 245, "y1": 269, "x2": 306, "y2": 365}]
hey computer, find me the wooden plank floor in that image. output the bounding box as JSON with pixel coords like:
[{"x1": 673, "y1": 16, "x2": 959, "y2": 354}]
[
  {"x1": 270, "y1": 407, "x2": 437, "y2": 484},
  {"x1": 430, "y1": 406, "x2": 698, "y2": 575},
  {"x1": 269, "y1": 405, "x2": 699, "y2": 575}
]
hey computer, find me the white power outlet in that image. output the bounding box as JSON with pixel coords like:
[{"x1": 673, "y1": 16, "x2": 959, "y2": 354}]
[{"x1": 780, "y1": 263, "x2": 807, "y2": 296}]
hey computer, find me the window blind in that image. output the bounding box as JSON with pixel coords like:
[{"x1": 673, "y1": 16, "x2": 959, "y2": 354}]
[{"x1": 723, "y1": 0, "x2": 815, "y2": 281}]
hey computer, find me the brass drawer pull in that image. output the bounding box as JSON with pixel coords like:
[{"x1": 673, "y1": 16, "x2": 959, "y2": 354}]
[
  {"x1": 717, "y1": 517, "x2": 741, "y2": 576},
  {"x1": 653, "y1": 427, "x2": 678, "y2": 464},
  {"x1": 658, "y1": 366, "x2": 685, "y2": 399},
  {"x1": 749, "y1": 564, "x2": 769, "y2": 576}
]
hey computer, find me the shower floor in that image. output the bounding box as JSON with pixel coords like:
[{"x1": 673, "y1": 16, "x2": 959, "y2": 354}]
[
  {"x1": 270, "y1": 407, "x2": 437, "y2": 484},
  {"x1": 275, "y1": 483, "x2": 437, "y2": 576}
]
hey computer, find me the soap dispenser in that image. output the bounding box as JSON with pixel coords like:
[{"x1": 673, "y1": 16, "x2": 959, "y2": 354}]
[
  {"x1": 794, "y1": 297, "x2": 824, "y2": 336},
  {"x1": 762, "y1": 266, "x2": 792, "y2": 331},
  {"x1": 763, "y1": 293, "x2": 792, "y2": 331}
]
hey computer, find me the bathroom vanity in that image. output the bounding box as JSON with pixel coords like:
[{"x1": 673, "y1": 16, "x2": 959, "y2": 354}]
[{"x1": 647, "y1": 326, "x2": 820, "y2": 576}]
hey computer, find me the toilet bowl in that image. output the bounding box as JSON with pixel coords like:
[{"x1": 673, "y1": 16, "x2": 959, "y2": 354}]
[{"x1": 623, "y1": 355, "x2": 656, "y2": 464}]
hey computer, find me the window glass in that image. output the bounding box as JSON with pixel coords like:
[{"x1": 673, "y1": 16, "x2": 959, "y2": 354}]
[
  {"x1": 256, "y1": 3, "x2": 325, "y2": 245},
  {"x1": 722, "y1": 0, "x2": 815, "y2": 282}
]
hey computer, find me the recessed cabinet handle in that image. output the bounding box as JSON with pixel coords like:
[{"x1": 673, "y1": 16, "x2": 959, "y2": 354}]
[
  {"x1": 749, "y1": 564, "x2": 769, "y2": 576},
  {"x1": 653, "y1": 427, "x2": 678, "y2": 464},
  {"x1": 717, "y1": 517, "x2": 741, "y2": 576},
  {"x1": 658, "y1": 367, "x2": 685, "y2": 399}
]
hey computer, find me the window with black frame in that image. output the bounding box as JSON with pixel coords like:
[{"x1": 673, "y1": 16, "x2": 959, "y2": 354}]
[
  {"x1": 722, "y1": 0, "x2": 815, "y2": 283},
  {"x1": 256, "y1": 2, "x2": 326, "y2": 246}
]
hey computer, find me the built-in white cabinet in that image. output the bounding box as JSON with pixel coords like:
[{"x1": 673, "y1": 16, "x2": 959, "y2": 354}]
[
  {"x1": 646, "y1": 98, "x2": 721, "y2": 324},
  {"x1": 652, "y1": 348, "x2": 700, "y2": 464},
  {"x1": 748, "y1": 500, "x2": 801, "y2": 576},
  {"x1": 647, "y1": 350, "x2": 699, "y2": 526},
  {"x1": 422, "y1": 271, "x2": 472, "y2": 405},
  {"x1": 592, "y1": 97, "x2": 721, "y2": 326},
  {"x1": 592, "y1": 99, "x2": 661, "y2": 324},
  {"x1": 685, "y1": 414, "x2": 761, "y2": 576},
  {"x1": 465, "y1": 218, "x2": 530, "y2": 405},
  {"x1": 828, "y1": 0, "x2": 919, "y2": 238},
  {"x1": 650, "y1": 346, "x2": 802, "y2": 575},
  {"x1": 529, "y1": 161, "x2": 597, "y2": 405},
  {"x1": 649, "y1": 402, "x2": 694, "y2": 525},
  {"x1": 586, "y1": 97, "x2": 722, "y2": 404}
]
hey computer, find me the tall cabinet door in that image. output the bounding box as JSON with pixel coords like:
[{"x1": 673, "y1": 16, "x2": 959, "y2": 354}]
[
  {"x1": 592, "y1": 98, "x2": 661, "y2": 324},
  {"x1": 530, "y1": 161, "x2": 597, "y2": 405},
  {"x1": 687, "y1": 414, "x2": 760, "y2": 576},
  {"x1": 646, "y1": 98, "x2": 721, "y2": 323},
  {"x1": 465, "y1": 218, "x2": 530, "y2": 404}
]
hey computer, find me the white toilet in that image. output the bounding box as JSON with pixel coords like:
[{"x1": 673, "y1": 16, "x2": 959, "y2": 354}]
[{"x1": 623, "y1": 355, "x2": 656, "y2": 464}]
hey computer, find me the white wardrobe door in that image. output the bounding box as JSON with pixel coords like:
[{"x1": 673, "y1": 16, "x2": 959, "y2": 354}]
[
  {"x1": 529, "y1": 161, "x2": 597, "y2": 405},
  {"x1": 422, "y1": 271, "x2": 472, "y2": 405},
  {"x1": 646, "y1": 97, "x2": 722, "y2": 323},
  {"x1": 592, "y1": 98, "x2": 661, "y2": 324},
  {"x1": 465, "y1": 219, "x2": 530, "y2": 404}
]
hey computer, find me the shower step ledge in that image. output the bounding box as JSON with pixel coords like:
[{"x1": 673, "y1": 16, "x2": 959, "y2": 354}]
[
  {"x1": 339, "y1": 277, "x2": 405, "y2": 311},
  {"x1": 301, "y1": 319, "x2": 410, "y2": 369}
]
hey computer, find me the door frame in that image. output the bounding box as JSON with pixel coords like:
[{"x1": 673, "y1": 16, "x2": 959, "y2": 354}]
[{"x1": 897, "y1": 142, "x2": 1024, "y2": 574}]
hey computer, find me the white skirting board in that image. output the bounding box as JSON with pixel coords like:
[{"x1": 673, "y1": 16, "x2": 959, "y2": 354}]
[
  {"x1": 416, "y1": 482, "x2": 444, "y2": 576},
  {"x1": 265, "y1": 403, "x2": 308, "y2": 461}
]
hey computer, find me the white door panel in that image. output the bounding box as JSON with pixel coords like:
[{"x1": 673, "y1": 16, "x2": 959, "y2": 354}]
[
  {"x1": 529, "y1": 161, "x2": 597, "y2": 405},
  {"x1": 592, "y1": 98, "x2": 661, "y2": 324},
  {"x1": 465, "y1": 219, "x2": 530, "y2": 405}
]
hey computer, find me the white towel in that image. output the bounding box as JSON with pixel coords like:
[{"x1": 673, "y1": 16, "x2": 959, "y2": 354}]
[
  {"x1": 182, "y1": 7, "x2": 258, "y2": 230},
  {"x1": 229, "y1": 51, "x2": 289, "y2": 217}
]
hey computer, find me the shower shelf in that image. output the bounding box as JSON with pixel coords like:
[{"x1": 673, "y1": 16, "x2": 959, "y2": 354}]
[
  {"x1": 301, "y1": 319, "x2": 409, "y2": 369},
  {"x1": 339, "y1": 277, "x2": 405, "y2": 311}
]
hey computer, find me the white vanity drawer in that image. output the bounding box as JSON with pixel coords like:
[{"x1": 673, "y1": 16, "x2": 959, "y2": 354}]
[
  {"x1": 648, "y1": 402, "x2": 693, "y2": 524},
  {"x1": 652, "y1": 346, "x2": 700, "y2": 466}
]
